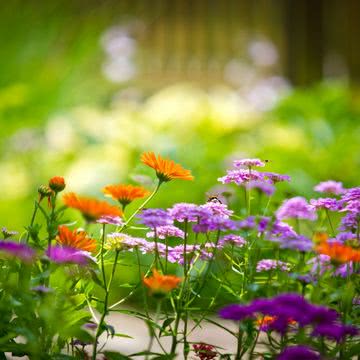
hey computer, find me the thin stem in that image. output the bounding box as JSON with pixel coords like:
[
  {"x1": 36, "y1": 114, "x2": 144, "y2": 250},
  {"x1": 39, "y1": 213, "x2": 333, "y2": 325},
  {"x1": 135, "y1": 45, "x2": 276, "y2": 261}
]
[
  {"x1": 25, "y1": 200, "x2": 39, "y2": 244},
  {"x1": 235, "y1": 325, "x2": 243, "y2": 359},
  {"x1": 92, "y1": 251, "x2": 120, "y2": 360},
  {"x1": 146, "y1": 300, "x2": 162, "y2": 359},
  {"x1": 120, "y1": 180, "x2": 162, "y2": 230},
  {"x1": 325, "y1": 209, "x2": 335, "y2": 237},
  {"x1": 100, "y1": 224, "x2": 107, "y2": 289}
]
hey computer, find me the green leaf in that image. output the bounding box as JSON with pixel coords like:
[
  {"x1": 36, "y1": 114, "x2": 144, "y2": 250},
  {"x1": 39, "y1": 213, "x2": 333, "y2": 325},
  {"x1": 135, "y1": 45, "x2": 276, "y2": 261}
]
[
  {"x1": 159, "y1": 317, "x2": 175, "y2": 337},
  {"x1": 103, "y1": 352, "x2": 132, "y2": 360},
  {"x1": 114, "y1": 333, "x2": 134, "y2": 339}
]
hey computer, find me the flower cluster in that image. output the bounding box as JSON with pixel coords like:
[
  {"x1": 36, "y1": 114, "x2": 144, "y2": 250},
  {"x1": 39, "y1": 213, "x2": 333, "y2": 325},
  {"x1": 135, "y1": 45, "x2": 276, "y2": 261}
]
[
  {"x1": 256, "y1": 259, "x2": 291, "y2": 272},
  {"x1": 219, "y1": 293, "x2": 358, "y2": 341},
  {"x1": 276, "y1": 197, "x2": 317, "y2": 221}
]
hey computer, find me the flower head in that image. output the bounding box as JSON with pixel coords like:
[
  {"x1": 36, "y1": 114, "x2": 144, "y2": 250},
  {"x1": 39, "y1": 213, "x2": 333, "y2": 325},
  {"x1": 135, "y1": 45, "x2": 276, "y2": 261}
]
[
  {"x1": 310, "y1": 198, "x2": 342, "y2": 211},
  {"x1": 193, "y1": 343, "x2": 217, "y2": 360},
  {"x1": 103, "y1": 184, "x2": 150, "y2": 207},
  {"x1": 141, "y1": 151, "x2": 193, "y2": 182},
  {"x1": 38, "y1": 185, "x2": 54, "y2": 206},
  {"x1": 233, "y1": 158, "x2": 266, "y2": 168},
  {"x1": 138, "y1": 208, "x2": 173, "y2": 228},
  {"x1": 105, "y1": 233, "x2": 146, "y2": 251},
  {"x1": 46, "y1": 246, "x2": 95, "y2": 265},
  {"x1": 276, "y1": 197, "x2": 317, "y2": 221},
  {"x1": 0, "y1": 241, "x2": 36, "y2": 262},
  {"x1": 143, "y1": 269, "x2": 181, "y2": 296},
  {"x1": 256, "y1": 259, "x2": 291, "y2": 272},
  {"x1": 146, "y1": 225, "x2": 184, "y2": 239},
  {"x1": 63, "y1": 192, "x2": 122, "y2": 222},
  {"x1": 96, "y1": 215, "x2": 124, "y2": 226},
  {"x1": 219, "y1": 234, "x2": 246, "y2": 247},
  {"x1": 168, "y1": 203, "x2": 212, "y2": 222},
  {"x1": 49, "y1": 176, "x2": 66, "y2": 193},
  {"x1": 316, "y1": 241, "x2": 360, "y2": 263},
  {"x1": 278, "y1": 345, "x2": 320, "y2": 360},
  {"x1": 56, "y1": 225, "x2": 97, "y2": 253},
  {"x1": 314, "y1": 180, "x2": 345, "y2": 195}
]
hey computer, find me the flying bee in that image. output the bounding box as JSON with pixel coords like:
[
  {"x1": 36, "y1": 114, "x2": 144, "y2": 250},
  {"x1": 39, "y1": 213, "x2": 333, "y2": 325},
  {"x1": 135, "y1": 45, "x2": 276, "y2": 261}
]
[{"x1": 207, "y1": 195, "x2": 222, "y2": 204}]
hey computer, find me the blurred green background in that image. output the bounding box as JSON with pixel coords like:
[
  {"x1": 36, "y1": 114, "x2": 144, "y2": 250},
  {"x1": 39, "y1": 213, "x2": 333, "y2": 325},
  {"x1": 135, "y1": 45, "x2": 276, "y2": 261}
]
[{"x1": 1, "y1": 0, "x2": 360, "y2": 232}]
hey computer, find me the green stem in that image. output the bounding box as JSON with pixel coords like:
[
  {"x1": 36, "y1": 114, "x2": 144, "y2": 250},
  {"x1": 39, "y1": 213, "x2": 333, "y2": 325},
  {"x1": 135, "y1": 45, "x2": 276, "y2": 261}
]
[
  {"x1": 92, "y1": 250, "x2": 120, "y2": 360},
  {"x1": 325, "y1": 209, "x2": 335, "y2": 237},
  {"x1": 100, "y1": 224, "x2": 107, "y2": 289},
  {"x1": 146, "y1": 300, "x2": 162, "y2": 359},
  {"x1": 120, "y1": 180, "x2": 162, "y2": 230},
  {"x1": 25, "y1": 200, "x2": 39, "y2": 244},
  {"x1": 235, "y1": 326, "x2": 243, "y2": 359}
]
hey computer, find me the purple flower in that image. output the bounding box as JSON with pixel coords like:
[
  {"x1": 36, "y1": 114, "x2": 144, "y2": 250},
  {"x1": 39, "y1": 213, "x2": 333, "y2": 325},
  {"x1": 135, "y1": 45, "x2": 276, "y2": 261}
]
[
  {"x1": 1, "y1": 227, "x2": 18, "y2": 239},
  {"x1": 200, "y1": 202, "x2": 233, "y2": 218},
  {"x1": 333, "y1": 232, "x2": 355, "y2": 243},
  {"x1": 278, "y1": 345, "x2": 320, "y2": 360},
  {"x1": 308, "y1": 255, "x2": 354, "y2": 278},
  {"x1": 193, "y1": 216, "x2": 239, "y2": 233},
  {"x1": 146, "y1": 225, "x2": 185, "y2": 239},
  {"x1": 239, "y1": 216, "x2": 256, "y2": 230},
  {"x1": 219, "y1": 234, "x2": 246, "y2": 247},
  {"x1": 233, "y1": 158, "x2": 266, "y2": 168},
  {"x1": 312, "y1": 323, "x2": 358, "y2": 342},
  {"x1": 246, "y1": 180, "x2": 275, "y2": 196},
  {"x1": 218, "y1": 304, "x2": 254, "y2": 321},
  {"x1": 46, "y1": 246, "x2": 95, "y2": 265},
  {"x1": 339, "y1": 212, "x2": 359, "y2": 232},
  {"x1": 262, "y1": 172, "x2": 291, "y2": 183},
  {"x1": 310, "y1": 198, "x2": 342, "y2": 211},
  {"x1": 168, "y1": 203, "x2": 212, "y2": 223},
  {"x1": 256, "y1": 259, "x2": 291, "y2": 272},
  {"x1": 0, "y1": 241, "x2": 36, "y2": 262},
  {"x1": 276, "y1": 197, "x2": 317, "y2": 221},
  {"x1": 97, "y1": 215, "x2": 124, "y2": 226},
  {"x1": 218, "y1": 169, "x2": 264, "y2": 185},
  {"x1": 137, "y1": 208, "x2": 173, "y2": 228},
  {"x1": 314, "y1": 180, "x2": 345, "y2": 195},
  {"x1": 258, "y1": 216, "x2": 271, "y2": 232},
  {"x1": 340, "y1": 187, "x2": 360, "y2": 203}
]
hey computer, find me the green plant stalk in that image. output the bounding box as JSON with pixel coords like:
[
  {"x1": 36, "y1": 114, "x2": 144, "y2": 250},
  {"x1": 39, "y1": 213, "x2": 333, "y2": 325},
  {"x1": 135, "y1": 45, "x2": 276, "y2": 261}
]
[
  {"x1": 92, "y1": 250, "x2": 120, "y2": 360},
  {"x1": 120, "y1": 180, "x2": 162, "y2": 230},
  {"x1": 47, "y1": 193, "x2": 58, "y2": 248},
  {"x1": 325, "y1": 209, "x2": 335, "y2": 237},
  {"x1": 146, "y1": 300, "x2": 162, "y2": 359},
  {"x1": 235, "y1": 325, "x2": 243, "y2": 359}
]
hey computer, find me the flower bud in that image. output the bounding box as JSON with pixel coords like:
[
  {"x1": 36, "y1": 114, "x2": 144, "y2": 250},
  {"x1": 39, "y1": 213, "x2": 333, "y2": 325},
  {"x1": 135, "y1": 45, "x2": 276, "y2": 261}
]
[{"x1": 49, "y1": 176, "x2": 66, "y2": 193}]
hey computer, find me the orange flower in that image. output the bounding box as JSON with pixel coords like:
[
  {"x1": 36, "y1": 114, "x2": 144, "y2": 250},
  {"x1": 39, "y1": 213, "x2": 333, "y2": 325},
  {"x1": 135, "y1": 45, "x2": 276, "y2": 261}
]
[
  {"x1": 316, "y1": 242, "x2": 360, "y2": 263},
  {"x1": 103, "y1": 184, "x2": 150, "y2": 207},
  {"x1": 63, "y1": 192, "x2": 122, "y2": 222},
  {"x1": 56, "y1": 225, "x2": 97, "y2": 253},
  {"x1": 49, "y1": 176, "x2": 66, "y2": 193},
  {"x1": 141, "y1": 151, "x2": 194, "y2": 182},
  {"x1": 143, "y1": 269, "x2": 181, "y2": 295},
  {"x1": 256, "y1": 316, "x2": 296, "y2": 330},
  {"x1": 313, "y1": 232, "x2": 329, "y2": 244}
]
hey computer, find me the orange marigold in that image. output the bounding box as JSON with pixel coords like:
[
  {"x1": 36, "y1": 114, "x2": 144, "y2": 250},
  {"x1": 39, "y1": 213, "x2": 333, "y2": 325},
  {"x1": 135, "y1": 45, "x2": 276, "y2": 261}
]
[
  {"x1": 141, "y1": 151, "x2": 194, "y2": 182},
  {"x1": 56, "y1": 225, "x2": 97, "y2": 253},
  {"x1": 143, "y1": 269, "x2": 181, "y2": 296},
  {"x1": 63, "y1": 192, "x2": 122, "y2": 222},
  {"x1": 49, "y1": 176, "x2": 66, "y2": 193},
  {"x1": 256, "y1": 316, "x2": 296, "y2": 331},
  {"x1": 103, "y1": 184, "x2": 150, "y2": 207},
  {"x1": 316, "y1": 241, "x2": 360, "y2": 263}
]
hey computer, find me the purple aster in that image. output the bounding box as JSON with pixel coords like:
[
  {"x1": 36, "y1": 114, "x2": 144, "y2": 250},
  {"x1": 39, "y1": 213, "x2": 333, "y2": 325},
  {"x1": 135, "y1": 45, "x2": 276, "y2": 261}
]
[
  {"x1": 258, "y1": 216, "x2": 271, "y2": 232},
  {"x1": 167, "y1": 203, "x2": 212, "y2": 223},
  {"x1": 340, "y1": 187, "x2": 360, "y2": 203},
  {"x1": 279, "y1": 234, "x2": 313, "y2": 252},
  {"x1": 333, "y1": 232, "x2": 355, "y2": 243},
  {"x1": 218, "y1": 169, "x2": 264, "y2": 185},
  {"x1": 193, "y1": 216, "x2": 239, "y2": 233},
  {"x1": 0, "y1": 241, "x2": 36, "y2": 262},
  {"x1": 312, "y1": 323, "x2": 358, "y2": 342},
  {"x1": 256, "y1": 259, "x2": 291, "y2": 272},
  {"x1": 200, "y1": 202, "x2": 233, "y2": 218},
  {"x1": 277, "y1": 345, "x2": 320, "y2": 360},
  {"x1": 219, "y1": 234, "x2": 246, "y2": 247},
  {"x1": 339, "y1": 212, "x2": 359, "y2": 232},
  {"x1": 314, "y1": 180, "x2": 345, "y2": 195},
  {"x1": 233, "y1": 158, "x2": 266, "y2": 168},
  {"x1": 269, "y1": 220, "x2": 297, "y2": 238},
  {"x1": 310, "y1": 198, "x2": 342, "y2": 211},
  {"x1": 276, "y1": 197, "x2": 317, "y2": 221},
  {"x1": 1, "y1": 227, "x2": 18, "y2": 239},
  {"x1": 239, "y1": 216, "x2": 256, "y2": 230},
  {"x1": 218, "y1": 304, "x2": 254, "y2": 321},
  {"x1": 262, "y1": 172, "x2": 291, "y2": 183},
  {"x1": 246, "y1": 180, "x2": 275, "y2": 196},
  {"x1": 308, "y1": 254, "x2": 355, "y2": 278},
  {"x1": 137, "y1": 208, "x2": 173, "y2": 228},
  {"x1": 46, "y1": 246, "x2": 95, "y2": 265},
  {"x1": 96, "y1": 215, "x2": 124, "y2": 226},
  {"x1": 146, "y1": 225, "x2": 185, "y2": 239},
  {"x1": 167, "y1": 244, "x2": 200, "y2": 264}
]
